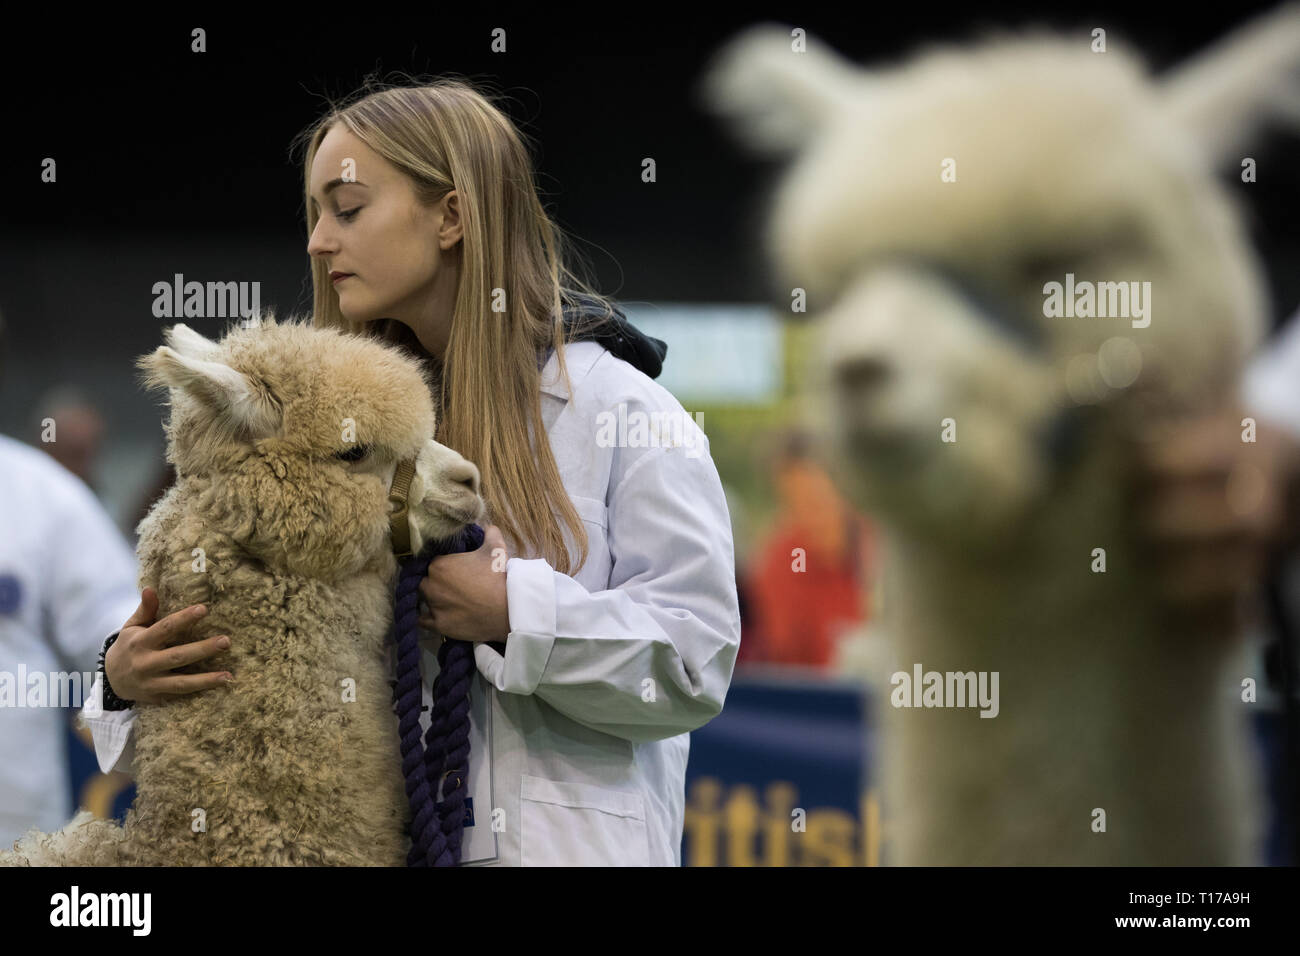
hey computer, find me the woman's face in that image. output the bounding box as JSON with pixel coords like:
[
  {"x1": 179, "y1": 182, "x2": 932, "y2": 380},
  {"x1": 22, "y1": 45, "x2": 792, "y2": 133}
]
[{"x1": 307, "y1": 124, "x2": 462, "y2": 356}]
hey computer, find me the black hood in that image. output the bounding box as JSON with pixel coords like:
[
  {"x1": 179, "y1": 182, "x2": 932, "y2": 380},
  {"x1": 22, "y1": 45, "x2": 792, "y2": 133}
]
[{"x1": 559, "y1": 293, "x2": 668, "y2": 379}]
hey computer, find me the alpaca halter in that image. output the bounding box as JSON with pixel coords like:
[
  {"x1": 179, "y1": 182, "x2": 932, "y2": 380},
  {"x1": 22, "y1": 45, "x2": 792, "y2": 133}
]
[{"x1": 387, "y1": 458, "x2": 419, "y2": 558}]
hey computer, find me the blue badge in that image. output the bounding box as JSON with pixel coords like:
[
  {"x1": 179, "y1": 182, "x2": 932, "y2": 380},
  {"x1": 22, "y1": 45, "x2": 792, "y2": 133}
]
[{"x1": 0, "y1": 574, "x2": 22, "y2": 616}]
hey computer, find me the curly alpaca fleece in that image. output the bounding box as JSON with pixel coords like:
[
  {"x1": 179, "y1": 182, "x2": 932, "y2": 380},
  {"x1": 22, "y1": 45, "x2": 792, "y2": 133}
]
[{"x1": 3, "y1": 314, "x2": 481, "y2": 865}]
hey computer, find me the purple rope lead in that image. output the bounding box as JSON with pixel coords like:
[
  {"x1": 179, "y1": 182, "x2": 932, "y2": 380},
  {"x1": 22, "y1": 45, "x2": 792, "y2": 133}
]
[{"x1": 392, "y1": 522, "x2": 484, "y2": 867}]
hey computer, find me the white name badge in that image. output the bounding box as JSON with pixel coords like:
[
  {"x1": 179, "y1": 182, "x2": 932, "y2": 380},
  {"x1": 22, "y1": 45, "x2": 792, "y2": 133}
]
[{"x1": 419, "y1": 643, "x2": 499, "y2": 865}]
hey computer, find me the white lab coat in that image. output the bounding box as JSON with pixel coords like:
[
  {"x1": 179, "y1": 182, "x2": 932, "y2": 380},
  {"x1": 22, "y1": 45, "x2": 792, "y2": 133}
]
[
  {"x1": 82, "y1": 340, "x2": 743, "y2": 865},
  {"x1": 0, "y1": 434, "x2": 140, "y2": 848}
]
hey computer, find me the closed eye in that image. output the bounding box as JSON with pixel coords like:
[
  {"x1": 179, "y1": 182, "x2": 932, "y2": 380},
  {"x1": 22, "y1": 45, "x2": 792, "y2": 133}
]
[
  {"x1": 1016, "y1": 221, "x2": 1148, "y2": 278},
  {"x1": 917, "y1": 259, "x2": 1047, "y2": 352},
  {"x1": 336, "y1": 444, "x2": 371, "y2": 462},
  {"x1": 1017, "y1": 252, "x2": 1086, "y2": 278}
]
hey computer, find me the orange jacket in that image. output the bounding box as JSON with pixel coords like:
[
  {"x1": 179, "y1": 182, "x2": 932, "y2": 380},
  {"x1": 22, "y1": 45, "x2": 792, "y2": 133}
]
[{"x1": 742, "y1": 510, "x2": 875, "y2": 668}]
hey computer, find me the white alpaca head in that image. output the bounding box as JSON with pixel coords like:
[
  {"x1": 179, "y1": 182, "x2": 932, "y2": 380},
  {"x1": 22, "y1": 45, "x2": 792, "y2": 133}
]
[
  {"x1": 701, "y1": 10, "x2": 1300, "y2": 541},
  {"x1": 137, "y1": 313, "x2": 484, "y2": 578}
]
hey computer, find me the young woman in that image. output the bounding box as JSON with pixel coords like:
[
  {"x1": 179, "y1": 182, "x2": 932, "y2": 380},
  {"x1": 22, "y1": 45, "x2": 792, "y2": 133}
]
[{"x1": 87, "y1": 78, "x2": 742, "y2": 866}]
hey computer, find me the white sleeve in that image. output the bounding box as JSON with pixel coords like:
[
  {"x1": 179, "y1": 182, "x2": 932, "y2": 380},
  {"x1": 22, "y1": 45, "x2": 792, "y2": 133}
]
[
  {"x1": 40, "y1": 469, "x2": 141, "y2": 677},
  {"x1": 475, "y1": 431, "x2": 741, "y2": 743},
  {"x1": 1243, "y1": 311, "x2": 1300, "y2": 439},
  {"x1": 78, "y1": 668, "x2": 138, "y2": 775},
  {"x1": 39, "y1": 469, "x2": 142, "y2": 776}
]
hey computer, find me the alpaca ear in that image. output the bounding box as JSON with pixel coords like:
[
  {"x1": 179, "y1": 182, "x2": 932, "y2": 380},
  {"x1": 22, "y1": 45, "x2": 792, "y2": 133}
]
[
  {"x1": 163, "y1": 323, "x2": 222, "y2": 362},
  {"x1": 136, "y1": 345, "x2": 281, "y2": 437},
  {"x1": 239, "y1": 310, "x2": 278, "y2": 330},
  {"x1": 1157, "y1": 4, "x2": 1300, "y2": 167},
  {"x1": 696, "y1": 21, "x2": 868, "y2": 157}
]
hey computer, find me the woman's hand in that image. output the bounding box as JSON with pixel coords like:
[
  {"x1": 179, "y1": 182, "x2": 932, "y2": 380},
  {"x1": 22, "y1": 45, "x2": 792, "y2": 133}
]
[
  {"x1": 418, "y1": 525, "x2": 512, "y2": 643},
  {"x1": 1130, "y1": 407, "x2": 1300, "y2": 635},
  {"x1": 104, "y1": 588, "x2": 234, "y2": 705}
]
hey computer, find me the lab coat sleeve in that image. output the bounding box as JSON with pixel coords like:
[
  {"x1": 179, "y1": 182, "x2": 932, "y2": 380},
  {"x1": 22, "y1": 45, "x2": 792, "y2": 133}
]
[{"x1": 476, "y1": 433, "x2": 742, "y2": 743}]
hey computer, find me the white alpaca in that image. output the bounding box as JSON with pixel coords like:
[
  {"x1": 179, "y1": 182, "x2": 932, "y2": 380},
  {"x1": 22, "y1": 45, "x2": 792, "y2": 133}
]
[
  {"x1": 702, "y1": 9, "x2": 1300, "y2": 863},
  {"x1": 4, "y1": 314, "x2": 483, "y2": 865}
]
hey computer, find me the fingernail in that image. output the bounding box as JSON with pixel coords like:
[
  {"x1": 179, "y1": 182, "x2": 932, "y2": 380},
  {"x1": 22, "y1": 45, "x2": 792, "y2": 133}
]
[
  {"x1": 217, "y1": 637, "x2": 231, "y2": 648},
  {"x1": 195, "y1": 605, "x2": 208, "y2": 616},
  {"x1": 223, "y1": 674, "x2": 235, "y2": 683}
]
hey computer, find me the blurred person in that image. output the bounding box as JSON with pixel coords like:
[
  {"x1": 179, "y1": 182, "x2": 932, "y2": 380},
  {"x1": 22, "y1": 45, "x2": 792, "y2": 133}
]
[
  {"x1": 742, "y1": 428, "x2": 878, "y2": 668},
  {"x1": 33, "y1": 385, "x2": 107, "y2": 495},
  {"x1": 0, "y1": 307, "x2": 140, "y2": 848},
  {"x1": 1128, "y1": 303, "x2": 1300, "y2": 645},
  {"x1": 128, "y1": 461, "x2": 176, "y2": 535},
  {"x1": 1135, "y1": 306, "x2": 1300, "y2": 863}
]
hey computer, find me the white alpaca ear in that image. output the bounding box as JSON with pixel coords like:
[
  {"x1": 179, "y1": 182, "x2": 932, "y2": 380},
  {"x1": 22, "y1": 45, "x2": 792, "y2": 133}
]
[
  {"x1": 163, "y1": 323, "x2": 222, "y2": 362},
  {"x1": 697, "y1": 21, "x2": 869, "y2": 156},
  {"x1": 1157, "y1": 4, "x2": 1300, "y2": 166},
  {"x1": 137, "y1": 346, "x2": 280, "y2": 437}
]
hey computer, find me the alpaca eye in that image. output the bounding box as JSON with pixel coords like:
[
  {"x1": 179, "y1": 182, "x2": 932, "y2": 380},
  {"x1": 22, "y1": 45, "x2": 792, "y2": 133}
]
[
  {"x1": 1016, "y1": 252, "x2": 1083, "y2": 278},
  {"x1": 336, "y1": 444, "x2": 370, "y2": 462}
]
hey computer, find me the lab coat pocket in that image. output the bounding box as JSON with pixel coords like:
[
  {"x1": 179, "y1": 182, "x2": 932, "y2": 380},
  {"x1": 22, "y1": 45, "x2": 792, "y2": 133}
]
[{"x1": 520, "y1": 774, "x2": 649, "y2": 866}]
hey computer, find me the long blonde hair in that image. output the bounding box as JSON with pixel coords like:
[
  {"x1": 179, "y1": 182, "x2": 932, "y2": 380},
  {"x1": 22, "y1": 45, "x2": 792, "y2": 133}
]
[{"x1": 294, "y1": 76, "x2": 622, "y2": 575}]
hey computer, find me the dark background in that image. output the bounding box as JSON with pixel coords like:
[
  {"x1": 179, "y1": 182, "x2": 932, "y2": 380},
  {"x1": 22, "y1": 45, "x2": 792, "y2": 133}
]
[{"x1": 2, "y1": 4, "x2": 1297, "y2": 528}]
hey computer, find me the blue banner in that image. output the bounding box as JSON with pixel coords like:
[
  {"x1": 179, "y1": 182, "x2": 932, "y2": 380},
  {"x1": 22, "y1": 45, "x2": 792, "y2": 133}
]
[
  {"x1": 682, "y1": 667, "x2": 876, "y2": 866},
  {"x1": 64, "y1": 674, "x2": 1293, "y2": 866}
]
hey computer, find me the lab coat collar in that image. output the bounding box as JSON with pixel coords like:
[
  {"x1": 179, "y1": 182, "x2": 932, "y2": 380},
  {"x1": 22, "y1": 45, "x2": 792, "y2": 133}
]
[
  {"x1": 538, "y1": 341, "x2": 604, "y2": 403},
  {"x1": 538, "y1": 297, "x2": 668, "y2": 402}
]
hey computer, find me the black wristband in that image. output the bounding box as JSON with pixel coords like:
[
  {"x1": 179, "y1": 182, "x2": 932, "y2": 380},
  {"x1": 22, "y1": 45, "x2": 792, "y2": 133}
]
[{"x1": 98, "y1": 631, "x2": 135, "y2": 711}]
